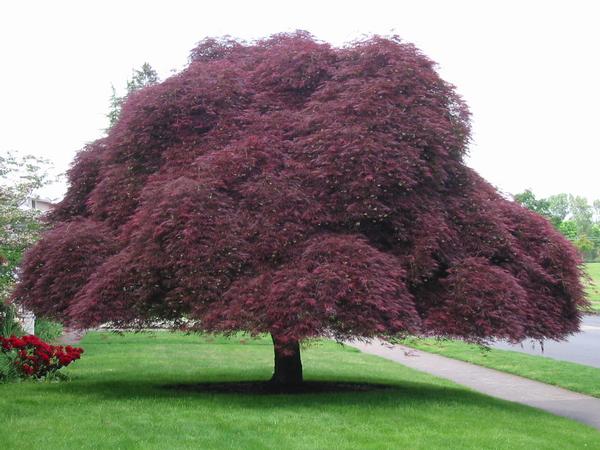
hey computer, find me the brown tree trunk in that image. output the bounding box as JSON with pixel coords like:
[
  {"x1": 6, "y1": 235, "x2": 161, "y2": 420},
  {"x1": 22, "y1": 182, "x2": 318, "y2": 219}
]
[{"x1": 270, "y1": 335, "x2": 303, "y2": 386}]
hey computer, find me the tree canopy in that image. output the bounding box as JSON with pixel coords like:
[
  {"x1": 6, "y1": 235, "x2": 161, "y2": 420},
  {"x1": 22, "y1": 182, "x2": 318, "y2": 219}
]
[{"x1": 13, "y1": 33, "x2": 587, "y2": 383}]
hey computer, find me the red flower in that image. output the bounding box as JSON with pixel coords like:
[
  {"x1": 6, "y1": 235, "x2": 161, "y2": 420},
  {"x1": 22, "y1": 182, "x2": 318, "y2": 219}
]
[
  {"x1": 8, "y1": 336, "x2": 25, "y2": 348},
  {"x1": 1, "y1": 334, "x2": 84, "y2": 379},
  {"x1": 1, "y1": 338, "x2": 11, "y2": 351}
]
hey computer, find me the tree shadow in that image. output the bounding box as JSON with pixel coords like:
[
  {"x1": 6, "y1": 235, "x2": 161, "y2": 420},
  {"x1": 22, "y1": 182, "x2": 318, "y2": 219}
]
[
  {"x1": 58, "y1": 377, "x2": 528, "y2": 414},
  {"x1": 162, "y1": 380, "x2": 394, "y2": 395}
]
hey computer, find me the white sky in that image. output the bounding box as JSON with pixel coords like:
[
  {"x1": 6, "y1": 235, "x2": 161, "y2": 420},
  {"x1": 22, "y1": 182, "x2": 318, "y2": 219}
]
[{"x1": 1, "y1": 0, "x2": 598, "y2": 201}]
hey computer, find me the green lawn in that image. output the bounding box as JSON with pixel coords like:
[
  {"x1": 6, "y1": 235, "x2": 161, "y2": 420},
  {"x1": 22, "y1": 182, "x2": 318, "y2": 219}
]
[
  {"x1": 401, "y1": 337, "x2": 600, "y2": 398},
  {"x1": 1, "y1": 332, "x2": 599, "y2": 449},
  {"x1": 585, "y1": 262, "x2": 600, "y2": 312}
]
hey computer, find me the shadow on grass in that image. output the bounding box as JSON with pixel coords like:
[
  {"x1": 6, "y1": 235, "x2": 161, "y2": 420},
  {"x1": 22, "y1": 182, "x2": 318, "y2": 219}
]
[
  {"x1": 162, "y1": 380, "x2": 394, "y2": 395},
  {"x1": 55, "y1": 377, "x2": 528, "y2": 414}
]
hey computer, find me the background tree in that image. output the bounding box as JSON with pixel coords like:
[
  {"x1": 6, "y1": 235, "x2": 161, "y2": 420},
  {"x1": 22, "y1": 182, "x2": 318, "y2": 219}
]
[
  {"x1": 546, "y1": 193, "x2": 570, "y2": 227},
  {"x1": 0, "y1": 152, "x2": 52, "y2": 300},
  {"x1": 512, "y1": 190, "x2": 550, "y2": 219},
  {"x1": 589, "y1": 225, "x2": 600, "y2": 259},
  {"x1": 0, "y1": 152, "x2": 53, "y2": 334},
  {"x1": 593, "y1": 200, "x2": 600, "y2": 223},
  {"x1": 14, "y1": 34, "x2": 587, "y2": 386},
  {"x1": 558, "y1": 220, "x2": 578, "y2": 241},
  {"x1": 107, "y1": 62, "x2": 159, "y2": 129},
  {"x1": 514, "y1": 190, "x2": 599, "y2": 262},
  {"x1": 568, "y1": 195, "x2": 593, "y2": 235}
]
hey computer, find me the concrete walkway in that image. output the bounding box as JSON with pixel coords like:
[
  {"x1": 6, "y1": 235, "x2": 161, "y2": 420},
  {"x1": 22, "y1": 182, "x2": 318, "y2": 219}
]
[
  {"x1": 57, "y1": 328, "x2": 86, "y2": 346},
  {"x1": 350, "y1": 340, "x2": 600, "y2": 431}
]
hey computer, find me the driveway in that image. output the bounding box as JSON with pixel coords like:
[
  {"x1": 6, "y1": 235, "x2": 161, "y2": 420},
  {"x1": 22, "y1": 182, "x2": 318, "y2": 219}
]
[{"x1": 493, "y1": 315, "x2": 600, "y2": 368}]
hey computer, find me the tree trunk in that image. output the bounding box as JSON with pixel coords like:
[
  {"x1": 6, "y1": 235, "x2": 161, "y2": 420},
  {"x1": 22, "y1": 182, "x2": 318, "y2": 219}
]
[{"x1": 270, "y1": 335, "x2": 303, "y2": 386}]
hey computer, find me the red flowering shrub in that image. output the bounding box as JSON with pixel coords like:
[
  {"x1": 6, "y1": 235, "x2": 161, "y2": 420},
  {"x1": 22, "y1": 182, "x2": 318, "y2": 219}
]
[{"x1": 0, "y1": 335, "x2": 83, "y2": 381}]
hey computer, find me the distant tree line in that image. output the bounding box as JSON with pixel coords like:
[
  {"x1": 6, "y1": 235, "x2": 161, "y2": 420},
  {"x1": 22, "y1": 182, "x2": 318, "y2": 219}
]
[{"x1": 514, "y1": 190, "x2": 600, "y2": 262}]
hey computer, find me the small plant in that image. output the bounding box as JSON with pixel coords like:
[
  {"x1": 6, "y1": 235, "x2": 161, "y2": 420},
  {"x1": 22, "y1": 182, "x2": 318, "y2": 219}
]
[{"x1": 0, "y1": 335, "x2": 83, "y2": 382}]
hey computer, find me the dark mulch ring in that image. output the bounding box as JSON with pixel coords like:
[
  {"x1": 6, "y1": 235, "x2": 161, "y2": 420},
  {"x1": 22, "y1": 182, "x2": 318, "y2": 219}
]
[{"x1": 163, "y1": 381, "x2": 395, "y2": 395}]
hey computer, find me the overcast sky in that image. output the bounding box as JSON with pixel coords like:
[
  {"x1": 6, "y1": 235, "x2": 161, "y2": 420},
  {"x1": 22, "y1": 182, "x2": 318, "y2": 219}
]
[{"x1": 1, "y1": 0, "x2": 598, "y2": 201}]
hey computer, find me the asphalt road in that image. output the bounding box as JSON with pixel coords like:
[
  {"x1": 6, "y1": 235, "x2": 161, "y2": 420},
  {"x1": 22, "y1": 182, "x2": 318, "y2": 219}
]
[{"x1": 493, "y1": 315, "x2": 600, "y2": 368}]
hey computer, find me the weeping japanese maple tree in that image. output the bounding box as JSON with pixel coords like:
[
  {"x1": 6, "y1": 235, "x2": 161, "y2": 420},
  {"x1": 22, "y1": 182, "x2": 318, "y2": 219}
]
[{"x1": 14, "y1": 32, "x2": 587, "y2": 386}]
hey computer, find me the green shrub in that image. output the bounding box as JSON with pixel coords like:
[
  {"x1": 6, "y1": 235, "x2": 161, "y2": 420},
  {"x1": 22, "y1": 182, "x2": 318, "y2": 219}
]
[
  {"x1": 0, "y1": 347, "x2": 19, "y2": 382},
  {"x1": 34, "y1": 319, "x2": 63, "y2": 342},
  {"x1": 0, "y1": 303, "x2": 23, "y2": 338}
]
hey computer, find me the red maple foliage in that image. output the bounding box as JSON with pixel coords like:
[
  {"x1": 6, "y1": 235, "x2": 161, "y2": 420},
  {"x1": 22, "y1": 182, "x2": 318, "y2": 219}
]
[{"x1": 13, "y1": 32, "x2": 587, "y2": 384}]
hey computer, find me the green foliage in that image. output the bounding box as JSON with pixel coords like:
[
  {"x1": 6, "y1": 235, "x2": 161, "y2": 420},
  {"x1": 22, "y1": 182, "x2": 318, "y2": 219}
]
[
  {"x1": 575, "y1": 234, "x2": 594, "y2": 255},
  {"x1": 593, "y1": 200, "x2": 600, "y2": 223},
  {"x1": 126, "y1": 62, "x2": 159, "y2": 92},
  {"x1": 0, "y1": 348, "x2": 18, "y2": 382},
  {"x1": 584, "y1": 262, "x2": 600, "y2": 312},
  {"x1": 1, "y1": 152, "x2": 52, "y2": 343},
  {"x1": 34, "y1": 319, "x2": 63, "y2": 342},
  {"x1": 558, "y1": 220, "x2": 578, "y2": 240},
  {"x1": 589, "y1": 225, "x2": 600, "y2": 253},
  {"x1": 569, "y1": 195, "x2": 594, "y2": 234},
  {"x1": 514, "y1": 190, "x2": 600, "y2": 262},
  {"x1": 513, "y1": 190, "x2": 551, "y2": 218},
  {"x1": 0, "y1": 303, "x2": 23, "y2": 338},
  {"x1": 106, "y1": 85, "x2": 122, "y2": 131},
  {"x1": 0, "y1": 151, "x2": 53, "y2": 302},
  {"x1": 106, "y1": 62, "x2": 159, "y2": 129},
  {"x1": 546, "y1": 193, "x2": 570, "y2": 226}
]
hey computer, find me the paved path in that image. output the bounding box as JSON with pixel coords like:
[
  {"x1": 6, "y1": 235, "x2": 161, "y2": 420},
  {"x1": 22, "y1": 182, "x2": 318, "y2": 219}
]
[
  {"x1": 350, "y1": 340, "x2": 600, "y2": 431},
  {"x1": 493, "y1": 315, "x2": 600, "y2": 368},
  {"x1": 57, "y1": 328, "x2": 86, "y2": 345}
]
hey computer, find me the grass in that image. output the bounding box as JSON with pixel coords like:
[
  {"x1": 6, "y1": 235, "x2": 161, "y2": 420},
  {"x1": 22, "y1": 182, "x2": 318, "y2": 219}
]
[
  {"x1": 585, "y1": 262, "x2": 600, "y2": 312},
  {"x1": 401, "y1": 337, "x2": 600, "y2": 398},
  {"x1": 1, "y1": 332, "x2": 599, "y2": 449}
]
